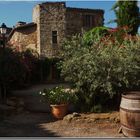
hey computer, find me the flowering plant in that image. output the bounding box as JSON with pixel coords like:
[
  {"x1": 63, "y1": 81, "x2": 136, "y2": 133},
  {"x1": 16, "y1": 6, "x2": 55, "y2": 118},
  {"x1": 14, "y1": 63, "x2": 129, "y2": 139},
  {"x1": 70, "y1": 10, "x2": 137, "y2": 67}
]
[
  {"x1": 60, "y1": 27, "x2": 140, "y2": 112},
  {"x1": 39, "y1": 86, "x2": 78, "y2": 105}
]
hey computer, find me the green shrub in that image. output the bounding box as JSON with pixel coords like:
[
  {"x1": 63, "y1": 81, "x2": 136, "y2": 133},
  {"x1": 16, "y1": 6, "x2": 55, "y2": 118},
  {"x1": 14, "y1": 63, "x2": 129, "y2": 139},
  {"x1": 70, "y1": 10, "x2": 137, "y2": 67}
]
[
  {"x1": 60, "y1": 27, "x2": 140, "y2": 112},
  {"x1": 91, "y1": 104, "x2": 103, "y2": 113},
  {"x1": 0, "y1": 47, "x2": 62, "y2": 102},
  {"x1": 83, "y1": 26, "x2": 109, "y2": 46},
  {"x1": 0, "y1": 47, "x2": 30, "y2": 100},
  {"x1": 39, "y1": 57, "x2": 62, "y2": 82},
  {"x1": 39, "y1": 86, "x2": 78, "y2": 105}
]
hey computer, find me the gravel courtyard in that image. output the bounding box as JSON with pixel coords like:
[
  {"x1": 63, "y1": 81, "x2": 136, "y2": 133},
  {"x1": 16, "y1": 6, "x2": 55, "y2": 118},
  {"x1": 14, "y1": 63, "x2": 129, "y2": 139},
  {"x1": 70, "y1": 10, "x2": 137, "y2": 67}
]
[
  {"x1": 0, "y1": 84, "x2": 124, "y2": 137},
  {"x1": 0, "y1": 111, "x2": 124, "y2": 137}
]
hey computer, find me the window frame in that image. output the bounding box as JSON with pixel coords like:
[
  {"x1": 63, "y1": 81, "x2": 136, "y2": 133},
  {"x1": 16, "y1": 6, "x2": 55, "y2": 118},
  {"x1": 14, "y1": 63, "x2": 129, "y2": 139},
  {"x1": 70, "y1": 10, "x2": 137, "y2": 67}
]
[{"x1": 52, "y1": 31, "x2": 58, "y2": 44}]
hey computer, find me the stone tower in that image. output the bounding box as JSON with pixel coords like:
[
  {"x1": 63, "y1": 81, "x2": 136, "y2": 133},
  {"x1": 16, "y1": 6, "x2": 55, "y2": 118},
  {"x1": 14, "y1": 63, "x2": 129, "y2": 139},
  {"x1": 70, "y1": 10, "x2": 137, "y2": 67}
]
[
  {"x1": 33, "y1": 2, "x2": 104, "y2": 58},
  {"x1": 33, "y1": 2, "x2": 66, "y2": 58}
]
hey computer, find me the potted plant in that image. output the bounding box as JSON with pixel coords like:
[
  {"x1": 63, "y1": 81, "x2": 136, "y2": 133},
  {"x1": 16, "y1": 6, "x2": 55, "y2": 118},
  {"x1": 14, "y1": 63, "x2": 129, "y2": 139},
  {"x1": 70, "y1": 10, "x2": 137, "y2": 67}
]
[{"x1": 39, "y1": 86, "x2": 78, "y2": 119}]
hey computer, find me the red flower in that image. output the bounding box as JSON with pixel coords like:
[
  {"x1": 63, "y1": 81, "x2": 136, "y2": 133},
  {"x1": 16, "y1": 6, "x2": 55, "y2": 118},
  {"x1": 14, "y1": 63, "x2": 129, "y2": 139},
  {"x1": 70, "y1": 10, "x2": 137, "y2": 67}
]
[{"x1": 108, "y1": 28, "x2": 118, "y2": 33}]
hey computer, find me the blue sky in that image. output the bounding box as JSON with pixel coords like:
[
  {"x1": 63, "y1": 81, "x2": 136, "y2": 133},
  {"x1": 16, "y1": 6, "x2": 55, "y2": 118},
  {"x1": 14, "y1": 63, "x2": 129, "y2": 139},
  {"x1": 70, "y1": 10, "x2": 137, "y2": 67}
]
[{"x1": 0, "y1": 1, "x2": 117, "y2": 28}]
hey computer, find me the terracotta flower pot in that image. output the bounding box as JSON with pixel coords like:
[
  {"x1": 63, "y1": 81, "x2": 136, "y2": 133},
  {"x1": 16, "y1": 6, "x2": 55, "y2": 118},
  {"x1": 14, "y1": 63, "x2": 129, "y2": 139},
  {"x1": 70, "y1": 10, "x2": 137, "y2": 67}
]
[{"x1": 50, "y1": 104, "x2": 68, "y2": 119}]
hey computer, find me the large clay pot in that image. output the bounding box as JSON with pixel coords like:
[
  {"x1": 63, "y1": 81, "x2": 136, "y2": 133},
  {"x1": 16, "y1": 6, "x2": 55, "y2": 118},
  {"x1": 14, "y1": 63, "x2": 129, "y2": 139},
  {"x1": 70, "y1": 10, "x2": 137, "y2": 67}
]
[
  {"x1": 120, "y1": 91, "x2": 140, "y2": 137},
  {"x1": 50, "y1": 104, "x2": 68, "y2": 119}
]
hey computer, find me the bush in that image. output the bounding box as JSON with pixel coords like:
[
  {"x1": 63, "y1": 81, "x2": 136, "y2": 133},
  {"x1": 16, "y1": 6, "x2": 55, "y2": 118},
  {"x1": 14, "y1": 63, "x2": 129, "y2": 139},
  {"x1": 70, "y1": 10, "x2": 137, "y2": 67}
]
[
  {"x1": 39, "y1": 86, "x2": 78, "y2": 105},
  {"x1": 21, "y1": 49, "x2": 40, "y2": 84},
  {"x1": 0, "y1": 46, "x2": 62, "y2": 102},
  {"x1": 91, "y1": 104, "x2": 103, "y2": 113},
  {"x1": 0, "y1": 47, "x2": 30, "y2": 100},
  {"x1": 38, "y1": 57, "x2": 62, "y2": 82},
  {"x1": 60, "y1": 27, "x2": 140, "y2": 112},
  {"x1": 83, "y1": 26, "x2": 109, "y2": 46}
]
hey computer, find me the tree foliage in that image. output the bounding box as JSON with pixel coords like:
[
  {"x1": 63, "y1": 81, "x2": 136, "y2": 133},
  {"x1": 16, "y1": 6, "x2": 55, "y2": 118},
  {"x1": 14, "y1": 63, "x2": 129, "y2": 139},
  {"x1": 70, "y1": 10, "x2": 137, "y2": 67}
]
[
  {"x1": 112, "y1": 0, "x2": 140, "y2": 35},
  {"x1": 0, "y1": 48, "x2": 28, "y2": 86},
  {"x1": 0, "y1": 47, "x2": 29, "y2": 102},
  {"x1": 59, "y1": 27, "x2": 140, "y2": 112}
]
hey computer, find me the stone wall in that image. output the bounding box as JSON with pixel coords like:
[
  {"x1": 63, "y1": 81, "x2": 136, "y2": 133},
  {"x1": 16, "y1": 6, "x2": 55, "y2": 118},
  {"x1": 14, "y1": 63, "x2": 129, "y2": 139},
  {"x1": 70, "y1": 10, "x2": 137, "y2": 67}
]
[
  {"x1": 65, "y1": 8, "x2": 104, "y2": 38},
  {"x1": 33, "y1": 2, "x2": 66, "y2": 58},
  {"x1": 33, "y1": 4, "x2": 41, "y2": 55},
  {"x1": 8, "y1": 26, "x2": 37, "y2": 52},
  {"x1": 32, "y1": 2, "x2": 104, "y2": 58}
]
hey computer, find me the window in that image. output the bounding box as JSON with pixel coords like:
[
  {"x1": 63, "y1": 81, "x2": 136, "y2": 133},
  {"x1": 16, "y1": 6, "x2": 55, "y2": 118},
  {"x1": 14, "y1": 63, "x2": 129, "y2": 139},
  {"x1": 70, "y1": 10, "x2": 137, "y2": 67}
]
[
  {"x1": 83, "y1": 15, "x2": 94, "y2": 27},
  {"x1": 52, "y1": 31, "x2": 57, "y2": 44}
]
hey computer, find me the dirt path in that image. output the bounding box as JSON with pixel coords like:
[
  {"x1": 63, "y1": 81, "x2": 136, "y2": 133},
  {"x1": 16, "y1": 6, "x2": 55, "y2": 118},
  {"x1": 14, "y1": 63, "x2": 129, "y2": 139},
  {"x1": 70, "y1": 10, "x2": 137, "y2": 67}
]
[
  {"x1": 9, "y1": 83, "x2": 70, "y2": 112},
  {"x1": 0, "y1": 111, "x2": 124, "y2": 137},
  {"x1": 0, "y1": 84, "x2": 124, "y2": 137},
  {"x1": 11, "y1": 83, "x2": 70, "y2": 96}
]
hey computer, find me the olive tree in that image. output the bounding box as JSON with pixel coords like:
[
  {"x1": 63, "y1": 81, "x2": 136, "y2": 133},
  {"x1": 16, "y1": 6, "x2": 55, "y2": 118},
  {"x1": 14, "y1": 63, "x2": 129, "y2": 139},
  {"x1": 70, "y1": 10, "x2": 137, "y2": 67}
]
[{"x1": 59, "y1": 27, "x2": 140, "y2": 112}]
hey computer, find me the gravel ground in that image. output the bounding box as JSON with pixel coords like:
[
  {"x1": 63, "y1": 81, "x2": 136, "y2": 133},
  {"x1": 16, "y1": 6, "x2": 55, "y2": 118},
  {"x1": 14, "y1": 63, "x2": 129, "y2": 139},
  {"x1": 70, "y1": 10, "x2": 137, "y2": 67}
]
[
  {"x1": 0, "y1": 84, "x2": 124, "y2": 137},
  {"x1": 0, "y1": 112, "x2": 124, "y2": 137}
]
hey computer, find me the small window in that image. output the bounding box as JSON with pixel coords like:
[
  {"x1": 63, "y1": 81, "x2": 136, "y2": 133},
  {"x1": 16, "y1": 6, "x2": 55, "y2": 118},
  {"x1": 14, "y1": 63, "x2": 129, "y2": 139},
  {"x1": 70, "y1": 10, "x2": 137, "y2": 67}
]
[
  {"x1": 52, "y1": 31, "x2": 57, "y2": 44},
  {"x1": 83, "y1": 15, "x2": 94, "y2": 27}
]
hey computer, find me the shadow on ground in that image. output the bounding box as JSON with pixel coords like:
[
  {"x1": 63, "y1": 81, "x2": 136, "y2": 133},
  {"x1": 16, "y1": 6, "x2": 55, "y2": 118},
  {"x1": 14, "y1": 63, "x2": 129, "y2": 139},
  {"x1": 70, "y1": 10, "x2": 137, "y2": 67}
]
[
  {"x1": 0, "y1": 84, "x2": 124, "y2": 137},
  {"x1": 0, "y1": 112, "x2": 60, "y2": 137},
  {"x1": 0, "y1": 83, "x2": 70, "y2": 137}
]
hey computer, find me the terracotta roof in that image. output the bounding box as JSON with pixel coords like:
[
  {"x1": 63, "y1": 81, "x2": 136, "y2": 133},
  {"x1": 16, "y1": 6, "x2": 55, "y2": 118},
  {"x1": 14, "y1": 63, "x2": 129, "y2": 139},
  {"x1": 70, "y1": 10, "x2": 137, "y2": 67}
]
[
  {"x1": 8, "y1": 22, "x2": 37, "y2": 40},
  {"x1": 12, "y1": 22, "x2": 36, "y2": 31}
]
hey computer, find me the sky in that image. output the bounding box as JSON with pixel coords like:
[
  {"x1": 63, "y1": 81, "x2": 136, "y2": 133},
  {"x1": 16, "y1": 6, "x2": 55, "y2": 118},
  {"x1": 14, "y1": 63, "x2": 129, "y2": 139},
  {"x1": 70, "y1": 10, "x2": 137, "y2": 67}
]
[{"x1": 0, "y1": 0, "x2": 117, "y2": 28}]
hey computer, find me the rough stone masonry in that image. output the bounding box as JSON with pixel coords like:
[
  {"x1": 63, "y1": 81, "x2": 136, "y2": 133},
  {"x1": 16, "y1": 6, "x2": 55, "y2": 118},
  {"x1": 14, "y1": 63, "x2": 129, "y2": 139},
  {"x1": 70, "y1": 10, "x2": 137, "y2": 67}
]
[{"x1": 8, "y1": 2, "x2": 104, "y2": 58}]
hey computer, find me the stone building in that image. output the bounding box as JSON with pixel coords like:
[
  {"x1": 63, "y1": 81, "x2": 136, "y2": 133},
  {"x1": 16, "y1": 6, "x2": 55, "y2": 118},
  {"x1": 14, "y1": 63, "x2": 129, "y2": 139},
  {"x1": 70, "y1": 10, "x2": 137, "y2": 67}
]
[
  {"x1": 8, "y1": 22, "x2": 37, "y2": 52},
  {"x1": 8, "y1": 2, "x2": 104, "y2": 58}
]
